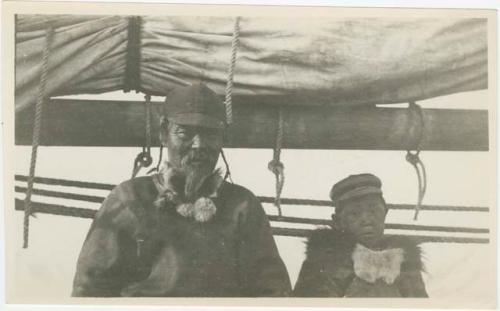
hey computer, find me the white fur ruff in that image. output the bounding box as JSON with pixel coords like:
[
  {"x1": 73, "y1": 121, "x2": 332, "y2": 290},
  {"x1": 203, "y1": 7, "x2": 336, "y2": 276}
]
[
  {"x1": 193, "y1": 197, "x2": 217, "y2": 222},
  {"x1": 175, "y1": 198, "x2": 217, "y2": 222},
  {"x1": 176, "y1": 203, "x2": 194, "y2": 218},
  {"x1": 155, "y1": 163, "x2": 222, "y2": 223},
  {"x1": 351, "y1": 243, "x2": 404, "y2": 284}
]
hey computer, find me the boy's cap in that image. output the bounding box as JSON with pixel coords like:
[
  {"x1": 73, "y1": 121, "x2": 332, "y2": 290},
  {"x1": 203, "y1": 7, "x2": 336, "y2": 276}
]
[
  {"x1": 164, "y1": 82, "x2": 226, "y2": 129},
  {"x1": 330, "y1": 173, "x2": 383, "y2": 207}
]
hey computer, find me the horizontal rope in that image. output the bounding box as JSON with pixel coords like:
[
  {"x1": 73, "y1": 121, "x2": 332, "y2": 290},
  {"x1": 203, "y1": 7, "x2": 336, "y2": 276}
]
[
  {"x1": 15, "y1": 175, "x2": 489, "y2": 212},
  {"x1": 259, "y1": 196, "x2": 331, "y2": 206},
  {"x1": 15, "y1": 175, "x2": 115, "y2": 191},
  {"x1": 386, "y1": 223, "x2": 489, "y2": 234},
  {"x1": 15, "y1": 199, "x2": 96, "y2": 219},
  {"x1": 15, "y1": 186, "x2": 105, "y2": 203},
  {"x1": 271, "y1": 227, "x2": 490, "y2": 244},
  {"x1": 268, "y1": 215, "x2": 489, "y2": 234},
  {"x1": 259, "y1": 196, "x2": 488, "y2": 212},
  {"x1": 14, "y1": 199, "x2": 490, "y2": 243},
  {"x1": 386, "y1": 203, "x2": 488, "y2": 212}
]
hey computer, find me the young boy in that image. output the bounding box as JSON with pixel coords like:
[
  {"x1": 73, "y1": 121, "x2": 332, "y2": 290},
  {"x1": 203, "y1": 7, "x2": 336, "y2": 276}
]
[{"x1": 293, "y1": 173, "x2": 428, "y2": 297}]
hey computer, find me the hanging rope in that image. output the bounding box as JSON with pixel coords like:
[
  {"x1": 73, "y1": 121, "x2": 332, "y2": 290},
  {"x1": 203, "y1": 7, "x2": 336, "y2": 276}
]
[
  {"x1": 148, "y1": 100, "x2": 169, "y2": 175},
  {"x1": 220, "y1": 149, "x2": 234, "y2": 183},
  {"x1": 23, "y1": 26, "x2": 54, "y2": 248},
  {"x1": 145, "y1": 94, "x2": 152, "y2": 150},
  {"x1": 131, "y1": 94, "x2": 153, "y2": 178},
  {"x1": 155, "y1": 146, "x2": 164, "y2": 173},
  {"x1": 406, "y1": 151, "x2": 427, "y2": 220},
  {"x1": 224, "y1": 16, "x2": 241, "y2": 126},
  {"x1": 405, "y1": 102, "x2": 427, "y2": 221},
  {"x1": 147, "y1": 146, "x2": 164, "y2": 175},
  {"x1": 268, "y1": 107, "x2": 285, "y2": 218}
]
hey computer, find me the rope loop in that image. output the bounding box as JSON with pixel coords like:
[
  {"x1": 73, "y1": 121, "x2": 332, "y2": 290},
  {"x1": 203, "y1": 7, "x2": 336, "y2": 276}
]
[
  {"x1": 224, "y1": 16, "x2": 241, "y2": 126},
  {"x1": 405, "y1": 102, "x2": 427, "y2": 221},
  {"x1": 23, "y1": 25, "x2": 55, "y2": 248},
  {"x1": 268, "y1": 107, "x2": 285, "y2": 217},
  {"x1": 147, "y1": 145, "x2": 164, "y2": 175},
  {"x1": 131, "y1": 94, "x2": 153, "y2": 178}
]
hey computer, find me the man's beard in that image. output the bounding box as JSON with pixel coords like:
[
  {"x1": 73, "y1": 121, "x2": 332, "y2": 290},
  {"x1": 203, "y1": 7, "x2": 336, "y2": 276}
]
[{"x1": 181, "y1": 150, "x2": 216, "y2": 201}]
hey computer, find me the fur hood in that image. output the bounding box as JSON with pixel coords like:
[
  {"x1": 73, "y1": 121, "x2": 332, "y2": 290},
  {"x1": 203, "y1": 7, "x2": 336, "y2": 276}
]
[{"x1": 305, "y1": 228, "x2": 425, "y2": 275}]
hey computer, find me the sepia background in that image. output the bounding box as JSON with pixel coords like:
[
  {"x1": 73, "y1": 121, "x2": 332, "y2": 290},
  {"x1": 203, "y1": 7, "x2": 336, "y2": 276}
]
[{"x1": 3, "y1": 2, "x2": 498, "y2": 309}]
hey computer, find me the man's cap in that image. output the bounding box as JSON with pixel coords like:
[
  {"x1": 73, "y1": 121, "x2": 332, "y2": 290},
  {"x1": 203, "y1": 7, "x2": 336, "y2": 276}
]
[
  {"x1": 330, "y1": 173, "x2": 383, "y2": 207},
  {"x1": 164, "y1": 82, "x2": 226, "y2": 129}
]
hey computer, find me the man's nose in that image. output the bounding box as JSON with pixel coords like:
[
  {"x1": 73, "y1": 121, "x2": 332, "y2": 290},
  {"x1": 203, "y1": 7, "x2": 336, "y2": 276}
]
[{"x1": 191, "y1": 134, "x2": 207, "y2": 149}]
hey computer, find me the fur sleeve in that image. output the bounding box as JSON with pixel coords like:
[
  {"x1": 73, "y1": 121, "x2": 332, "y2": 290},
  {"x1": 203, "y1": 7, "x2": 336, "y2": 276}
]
[
  {"x1": 387, "y1": 235, "x2": 425, "y2": 273},
  {"x1": 387, "y1": 236, "x2": 428, "y2": 297},
  {"x1": 293, "y1": 229, "x2": 355, "y2": 297}
]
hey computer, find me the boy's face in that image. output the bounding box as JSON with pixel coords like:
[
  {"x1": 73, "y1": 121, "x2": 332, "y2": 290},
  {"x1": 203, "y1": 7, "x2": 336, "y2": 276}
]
[{"x1": 336, "y1": 194, "x2": 387, "y2": 246}]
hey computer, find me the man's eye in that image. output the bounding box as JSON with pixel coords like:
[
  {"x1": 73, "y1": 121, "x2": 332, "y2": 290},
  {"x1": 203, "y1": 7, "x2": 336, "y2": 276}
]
[{"x1": 176, "y1": 129, "x2": 190, "y2": 137}]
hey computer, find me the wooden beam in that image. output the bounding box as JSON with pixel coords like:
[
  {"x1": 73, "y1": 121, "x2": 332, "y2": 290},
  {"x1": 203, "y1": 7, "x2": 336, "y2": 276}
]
[{"x1": 15, "y1": 99, "x2": 488, "y2": 150}]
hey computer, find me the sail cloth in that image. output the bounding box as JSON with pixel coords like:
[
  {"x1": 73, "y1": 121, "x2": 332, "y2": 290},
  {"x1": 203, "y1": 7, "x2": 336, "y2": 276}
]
[
  {"x1": 15, "y1": 15, "x2": 487, "y2": 113},
  {"x1": 15, "y1": 15, "x2": 129, "y2": 112}
]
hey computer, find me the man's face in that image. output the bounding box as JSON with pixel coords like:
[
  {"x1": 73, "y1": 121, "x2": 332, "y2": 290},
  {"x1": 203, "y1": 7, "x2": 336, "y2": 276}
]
[
  {"x1": 162, "y1": 122, "x2": 223, "y2": 198},
  {"x1": 336, "y1": 194, "x2": 387, "y2": 246}
]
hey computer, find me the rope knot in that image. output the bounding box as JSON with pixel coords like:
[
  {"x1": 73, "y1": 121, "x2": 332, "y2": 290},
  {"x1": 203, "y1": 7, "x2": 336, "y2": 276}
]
[
  {"x1": 268, "y1": 159, "x2": 284, "y2": 175},
  {"x1": 404, "y1": 102, "x2": 427, "y2": 221},
  {"x1": 405, "y1": 151, "x2": 420, "y2": 166}
]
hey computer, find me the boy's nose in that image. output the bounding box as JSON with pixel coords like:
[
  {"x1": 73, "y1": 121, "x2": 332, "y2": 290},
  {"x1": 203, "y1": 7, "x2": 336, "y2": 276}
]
[{"x1": 359, "y1": 213, "x2": 372, "y2": 225}]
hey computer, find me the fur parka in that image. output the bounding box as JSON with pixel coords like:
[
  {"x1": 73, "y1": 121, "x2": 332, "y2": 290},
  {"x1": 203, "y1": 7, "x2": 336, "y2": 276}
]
[
  {"x1": 293, "y1": 228, "x2": 428, "y2": 297},
  {"x1": 72, "y1": 174, "x2": 291, "y2": 297}
]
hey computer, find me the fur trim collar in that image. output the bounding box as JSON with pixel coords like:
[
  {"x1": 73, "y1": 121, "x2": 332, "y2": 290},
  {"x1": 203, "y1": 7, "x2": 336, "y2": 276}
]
[
  {"x1": 304, "y1": 229, "x2": 425, "y2": 282},
  {"x1": 152, "y1": 163, "x2": 224, "y2": 222},
  {"x1": 352, "y1": 243, "x2": 404, "y2": 284}
]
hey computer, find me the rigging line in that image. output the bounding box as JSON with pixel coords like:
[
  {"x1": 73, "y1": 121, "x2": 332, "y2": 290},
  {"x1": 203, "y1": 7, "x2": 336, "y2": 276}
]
[
  {"x1": 23, "y1": 26, "x2": 54, "y2": 249},
  {"x1": 224, "y1": 16, "x2": 241, "y2": 125},
  {"x1": 405, "y1": 102, "x2": 427, "y2": 221},
  {"x1": 12, "y1": 177, "x2": 488, "y2": 211},
  {"x1": 268, "y1": 107, "x2": 285, "y2": 218},
  {"x1": 220, "y1": 149, "x2": 234, "y2": 183}
]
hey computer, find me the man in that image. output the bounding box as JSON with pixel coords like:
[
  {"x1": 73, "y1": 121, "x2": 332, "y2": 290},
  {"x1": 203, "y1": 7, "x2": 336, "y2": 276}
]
[
  {"x1": 72, "y1": 83, "x2": 291, "y2": 297},
  {"x1": 293, "y1": 174, "x2": 428, "y2": 297}
]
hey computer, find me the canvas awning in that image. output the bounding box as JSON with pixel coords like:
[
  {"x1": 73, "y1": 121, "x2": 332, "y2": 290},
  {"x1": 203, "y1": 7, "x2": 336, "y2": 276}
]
[{"x1": 15, "y1": 15, "x2": 488, "y2": 113}]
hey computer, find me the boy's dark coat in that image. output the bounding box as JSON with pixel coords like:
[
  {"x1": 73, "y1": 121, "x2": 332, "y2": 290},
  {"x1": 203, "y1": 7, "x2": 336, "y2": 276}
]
[{"x1": 293, "y1": 228, "x2": 428, "y2": 297}]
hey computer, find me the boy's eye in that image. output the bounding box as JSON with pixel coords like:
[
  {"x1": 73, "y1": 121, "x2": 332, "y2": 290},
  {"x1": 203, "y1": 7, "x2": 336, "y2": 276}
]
[{"x1": 347, "y1": 211, "x2": 359, "y2": 218}]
